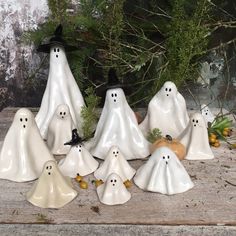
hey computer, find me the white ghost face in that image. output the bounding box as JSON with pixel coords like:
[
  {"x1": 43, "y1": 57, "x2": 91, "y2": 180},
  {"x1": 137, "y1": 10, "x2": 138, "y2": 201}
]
[
  {"x1": 50, "y1": 45, "x2": 66, "y2": 63},
  {"x1": 201, "y1": 105, "x2": 210, "y2": 116},
  {"x1": 162, "y1": 154, "x2": 171, "y2": 165},
  {"x1": 190, "y1": 113, "x2": 205, "y2": 128},
  {"x1": 55, "y1": 104, "x2": 70, "y2": 120},
  {"x1": 161, "y1": 81, "x2": 178, "y2": 98},
  {"x1": 106, "y1": 173, "x2": 122, "y2": 187},
  {"x1": 43, "y1": 161, "x2": 57, "y2": 177},
  {"x1": 110, "y1": 146, "x2": 120, "y2": 157},
  {"x1": 106, "y1": 88, "x2": 125, "y2": 106},
  {"x1": 75, "y1": 144, "x2": 82, "y2": 152},
  {"x1": 14, "y1": 108, "x2": 34, "y2": 130}
]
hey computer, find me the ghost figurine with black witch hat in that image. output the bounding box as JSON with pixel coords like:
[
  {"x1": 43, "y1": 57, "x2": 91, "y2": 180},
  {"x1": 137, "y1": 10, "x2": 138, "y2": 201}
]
[
  {"x1": 26, "y1": 160, "x2": 78, "y2": 209},
  {"x1": 139, "y1": 81, "x2": 189, "y2": 138},
  {"x1": 201, "y1": 104, "x2": 215, "y2": 126},
  {"x1": 97, "y1": 173, "x2": 131, "y2": 205},
  {"x1": 85, "y1": 69, "x2": 150, "y2": 160},
  {"x1": 47, "y1": 104, "x2": 75, "y2": 155},
  {"x1": 0, "y1": 108, "x2": 55, "y2": 182},
  {"x1": 35, "y1": 25, "x2": 85, "y2": 139},
  {"x1": 59, "y1": 129, "x2": 99, "y2": 178},
  {"x1": 94, "y1": 146, "x2": 136, "y2": 182},
  {"x1": 134, "y1": 147, "x2": 194, "y2": 195},
  {"x1": 178, "y1": 113, "x2": 214, "y2": 160}
]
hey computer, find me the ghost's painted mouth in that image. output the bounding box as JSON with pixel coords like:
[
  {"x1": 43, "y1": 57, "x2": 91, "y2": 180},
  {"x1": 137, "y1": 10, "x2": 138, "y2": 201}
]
[
  {"x1": 56, "y1": 55, "x2": 58, "y2": 58},
  {"x1": 23, "y1": 125, "x2": 26, "y2": 128},
  {"x1": 205, "y1": 113, "x2": 208, "y2": 115},
  {"x1": 166, "y1": 161, "x2": 168, "y2": 165},
  {"x1": 113, "y1": 184, "x2": 115, "y2": 186},
  {"x1": 115, "y1": 154, "x2": 118, "y2": 157},
  {"x1": 114, "y1": 99, "x2": 116, "y2": 102},
  {"x1": 62, "y1": 116, "x2": 64, "y2": 119},
  {"x1": 166, "y1": 94, "x2": 169, "y2": 96},
  {"x1": 48, "y1": 172, "x2": 51, "y2": 175}
]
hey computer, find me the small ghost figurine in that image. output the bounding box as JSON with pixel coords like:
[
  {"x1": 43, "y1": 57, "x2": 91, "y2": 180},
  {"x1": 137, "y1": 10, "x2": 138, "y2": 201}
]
[
  {"x1": 178, "y1": 113, "x2": 214, "y2": 160},
  {"x1": 0, "y1": 108, "x2": 55, "y2": 182},
  {"x1": 139, "y1": 81, "x2": 189, "y2": 138},
  {"x1": 97, "y1": 173, "x2": 131, "y2": 205},
  {"x1": 94, "y1": 146, "x2": 136, "y2": 182},
  {"x1": 86, "y1": 69, "x2": 150, "y2": 160},
  {"x1": 26, "y1": 160, "x2": 78, "y2": 209},
  {"x1": 47, "y1": 104, "x2": 75, "y2": 155},
  {"x1": 59, "y1": 144, "x2": 99, "y2": 178},
  {"x1": 134, "y1": 147, "x2": 194, "y2": 195},
  {"x1": 201, "y1": 104, "x2": 215, "y2": 125}
]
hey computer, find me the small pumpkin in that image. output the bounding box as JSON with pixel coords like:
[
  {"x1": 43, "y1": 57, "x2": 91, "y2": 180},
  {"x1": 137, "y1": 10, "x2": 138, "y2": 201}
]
[{"x1": 150, "y1": 135, "x2": 186, "y2": 160}]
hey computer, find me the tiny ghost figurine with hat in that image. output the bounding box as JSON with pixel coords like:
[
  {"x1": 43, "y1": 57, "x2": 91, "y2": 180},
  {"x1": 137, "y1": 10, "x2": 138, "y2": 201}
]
[
  {"x1": 201, "y1": 104, "x2": 215, "y2": 125},
  {"x1": 96, "y1": 173, "x2": 131, "y2": 205},
  {"x1": 134, "y1": 147, "x2": 194, "y2": 195},
  {"x1": 94, "y1": 146, "x2": 136, "y2": 183},
  {"x1": 35, "y1": 24, "x2": 85, "y2": 139},
  {"x1": 85, "y1": 68, "x2": 150, "y2": 160},
  {"x1": 47, "y1": 104, "x2": 75, "y2": 155},
  {"x1": 139, "y1": 81, "x2": 189, "y2": 138},
  {"x1": 178, "y1": 113, "x2": 214, "y2": 160},
  {"x1": 0, "y1": 108, "x2": 55, "y2": 182},
  {"x1": 26, "y1": 160, "x2": 78, "y2": 209}
]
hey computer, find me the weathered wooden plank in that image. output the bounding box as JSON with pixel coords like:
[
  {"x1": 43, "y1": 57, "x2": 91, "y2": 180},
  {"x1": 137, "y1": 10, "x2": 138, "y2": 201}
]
[{"x1": 0, "y1": 108, "x2": 235, "y2": 227}]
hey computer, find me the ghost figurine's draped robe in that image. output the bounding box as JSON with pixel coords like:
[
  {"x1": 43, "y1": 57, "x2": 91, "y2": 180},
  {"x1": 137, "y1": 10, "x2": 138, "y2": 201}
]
[
  {"x1": 36, "y1": 46, "x2": 85, "y2": 139},
  {"x1": 0, "y1": 108, "x2": 55, "y2": 182},
  {"x1": 85, "y1": 88, "x2": 150, "y2": 160},
  {"x1": 139, "y1": 81, "x2": 189, "y2": 138},
  {"x1": 178, "y1": 113, "x2": 214, "y2": 160},
  {"x1": 134, "y1": 147, "x2": 194, "y2": 195}
]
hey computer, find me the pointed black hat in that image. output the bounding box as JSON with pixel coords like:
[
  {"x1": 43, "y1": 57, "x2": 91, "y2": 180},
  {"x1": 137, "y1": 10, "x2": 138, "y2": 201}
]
[
  {"x1": 37, "y1": 24, "x2": 77, "y2": 53},
  {"x1": 106, "y1": 68, "x2": 124, "y2": 90}
]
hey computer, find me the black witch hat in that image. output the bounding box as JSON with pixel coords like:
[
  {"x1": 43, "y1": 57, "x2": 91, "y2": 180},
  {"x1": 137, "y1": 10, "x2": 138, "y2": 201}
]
[
  {"x1": 105, "y1": 68, "x2": 126, "y2": 90},
  {"x1": 37, "y1": 24, "x2": 77, "y2": 53}
]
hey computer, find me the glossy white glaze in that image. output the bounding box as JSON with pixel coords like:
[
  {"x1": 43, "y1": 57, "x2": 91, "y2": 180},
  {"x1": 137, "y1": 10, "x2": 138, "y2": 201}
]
[
  {"x1": 0, "y1": 108, "x2": 55, "y2": 182},
  {"x1": 59, "y1": 144, "x2": 99, "y2": 178},
  {"x1": 35, "y1": 45, "x2": 85, "y2": 139},
  {"x1": 139, "y1": 81, "x2": 189, "y2": 138},
  {"x1": 26, "y1": 160, "x2": 78, "y2": 209},
  {"x1": 134, "y1": 147, "x2": 194, "y2": 195},
  {"x1": 85, "y1": 88, "x2": 150, "y2": 160},
  {"x1": 178, "y1": 113, "x2": 214, "y2": 160},
  {"x1": 47, "y1": 104, "x2": 74, "y2": 155},
  {"x1": 97, "y1": 173, "x2": 131, "y2": 205},
  {"x1": 94, "y1": 146, "x2": 136, "y2": 181},
  {"x1": 201, "y1": 104, "x2": 215, "y2": 125}
]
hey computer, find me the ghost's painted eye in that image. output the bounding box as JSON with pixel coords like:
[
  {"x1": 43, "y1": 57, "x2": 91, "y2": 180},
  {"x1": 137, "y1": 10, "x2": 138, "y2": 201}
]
[
  {"x1": 111, "y1": 94, "x2": 114, "y2": 97},
  {"x1": 113, "y1": 151, "x2": 115, "y2": 154},
  {"x1": 60, "y1": 112, "x2": 62, "y2": 115},
  {"x1": 117, "y1": 151, "x2": 119, "y2": 154},
  {"x1": 115, "y1": 93, "x2": 117, "y2": 97},
  {"x1": 111, "y1": 180, "x2": 113, "y2": 182},
  {"x1": 25, "y1": 118, "x2": 28, "y2": 122},
  {"x1": 163, "y1": 156, "x2": 165, "y2": 159},
  {"x1": 192, "y1": 119, "x2": 195, "y2": 122},
  {"x1": 20, "y1": 118, "x2": 23, "y2": 122},
  {"x1": 46, "y1": 166, "x2": 49, "y2": 170},
  {"x1": 64, "y1": 112, "x2": 66, "y2": 115},
  {"x1": 50, "y1": 166, "x2": 52, "y2": 169},
  {"x1": 196, "y1": 120, "x2": 198, "y2": 123},
  {"x1": 169, "y1": 88, "x2": 171, "y2": 92},
  {"x1": 165, "y1": 88, "x2": 168, "y2": 91},
  {"x1": 57, "y1": 48, "x2": 59, "y2": 52},
  {"x1": 54, "y1": 48, "x2": 56, "y2": 52},
  {"x1": 114, "y1": 179, "x2": 117, "y2": 182},
  {"x1": 167, "y1": 155, "x2": 170, "y2": 159}
]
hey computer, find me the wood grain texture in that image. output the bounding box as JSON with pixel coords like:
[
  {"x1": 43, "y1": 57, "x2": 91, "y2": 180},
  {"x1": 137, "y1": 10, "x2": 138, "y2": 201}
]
[{"x1": 0, "y1": 108, "x2": 235, "y2": 230}]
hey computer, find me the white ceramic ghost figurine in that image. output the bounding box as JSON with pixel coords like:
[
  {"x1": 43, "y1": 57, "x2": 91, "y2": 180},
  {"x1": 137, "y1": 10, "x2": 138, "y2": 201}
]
[
  {"x1": 0, "y1": 108, "x2": 55, "y2": 182},
  {"x1": 139, "y1": 81, "x2": 189, "y2": 138},
  {"x1": 35, "y1": 25, "x2": 85, "y2": 139},
  {"x1": 178, "y1": 113, "x2": 214, "y2": 160},
  {"x1": 26, "y1": 160, "x2": 78, "y2": 209},
  {"x1": 94, "y1": 146, "x2": 136, "y2": 181},
  {"x1": 134, "y1": 147, "x2": 194, "y2": 195},
  {"x1": 201, "y1": 104, "x2": 215, "y2": 125},
  {"x1": 47, "y1": 104, "x2": 75, "y2": 155},
  {"x1": 97, "y1": 173, "x2": 131, "y2": 205},
  {"x1": 86, "y1": 69, "x2": 150, "y2": 160},
  {"x1": 59, "y1": 143, "x2": 99, "y2": 178}
]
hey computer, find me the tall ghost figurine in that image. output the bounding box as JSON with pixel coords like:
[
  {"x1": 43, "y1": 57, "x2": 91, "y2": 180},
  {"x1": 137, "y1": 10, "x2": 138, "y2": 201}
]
[
  {"x1": 178, "y1": 113, "x2": 214, "y2": 160},
  {"x1": 134, "y1": 147, "x2": 194, "y2": 195},
  {"x1": 59, "y1": 143, "x2": 99, "y2": 178},
  {"x1": 0, "y1": 108, "x2": 55, "y2": 182},
  {"x1": 86, "y1": 69, "x2": 150, "y2": 160},
  {"x1": 97, "y1": 173, "x2": 131, "y2": 205},
  {"x1": 94, "y1": 146, "x2": 136, "y2": 181},
  {"x1": 139, "y1": 81, "x2": 189, "y2": 138},
  {"x1": 47, "y1": 104, "x2": 75, "y2": 155},
  {"x1": 35, "y1": 25, "x2": 85, "y2": 139},
  {"x1": 26, "y1": 161, "x2": 78, "y2": 208},
  {"x1": 201, "y1": 104, "x2": 215, "y2": 125}
]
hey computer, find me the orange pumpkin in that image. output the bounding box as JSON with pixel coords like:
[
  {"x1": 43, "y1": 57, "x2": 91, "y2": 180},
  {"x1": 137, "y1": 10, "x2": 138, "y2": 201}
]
[{"x1": 150, "y1": 135, "x2": 186, "y2": 160}]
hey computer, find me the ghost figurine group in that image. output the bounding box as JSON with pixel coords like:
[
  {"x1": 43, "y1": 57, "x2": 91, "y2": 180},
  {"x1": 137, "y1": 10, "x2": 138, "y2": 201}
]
[{"x1": 0, "y1": 24, "x2": 216, "y2": 208}]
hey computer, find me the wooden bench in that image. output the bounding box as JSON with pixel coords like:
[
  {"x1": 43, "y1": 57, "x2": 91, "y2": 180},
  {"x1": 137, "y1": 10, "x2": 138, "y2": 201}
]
[{"x1": 0, "y1": 108, "x2": 235, "y2": 235}]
